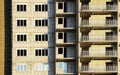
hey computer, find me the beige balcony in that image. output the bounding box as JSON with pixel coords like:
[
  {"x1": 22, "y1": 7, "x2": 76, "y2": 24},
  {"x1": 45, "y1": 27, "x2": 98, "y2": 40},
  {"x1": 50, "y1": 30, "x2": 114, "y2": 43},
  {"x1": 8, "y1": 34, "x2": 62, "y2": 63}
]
[
  {"x1": 81, "y1": 35, "x2": 117, "y2": 42},
  {"x1": 81, "y1": 20, "x2": 117, "y2": 27},
  {"x1": 81, "y1": 51, "x2": 117, "y2": 57},
  {"x1": 80, "y1": 66, "x2": 118, "y2": 72},
  {"x1": 81, "y1": 5, "x2": 118, "y2": 11}
]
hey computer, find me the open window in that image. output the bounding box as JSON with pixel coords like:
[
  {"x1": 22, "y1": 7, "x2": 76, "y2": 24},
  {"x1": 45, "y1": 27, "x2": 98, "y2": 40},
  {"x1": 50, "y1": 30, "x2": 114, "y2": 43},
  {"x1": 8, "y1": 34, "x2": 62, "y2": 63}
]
[
  {"x1": 58, "y1": 18, "x2": 63, "y2": 24},
  {"x1": 58, "y1": 33, "x2": 63, "y2": 39},
  {"x1": 106, "y1": 32, "x2": 113, "y2": 40},
  {"x1": 58, "y1": 3, "x2": 63, "y2": 9},
  {"x1": 58, "y1": 48, "x2": 63, "y2": 54}
]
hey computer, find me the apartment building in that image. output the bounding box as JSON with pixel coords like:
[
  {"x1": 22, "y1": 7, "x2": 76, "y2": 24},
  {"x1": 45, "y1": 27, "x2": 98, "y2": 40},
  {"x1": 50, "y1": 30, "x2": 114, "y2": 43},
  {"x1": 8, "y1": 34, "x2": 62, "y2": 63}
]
[
  {"x1": 79, "y1": 0, "x2": 119, "y2": 75},
  {"x1": 3, "y1": 0, "x2": 119, "y2": 75},
  {"x1": 12, "y1": 0, "x2": 55, "y2": 75}
]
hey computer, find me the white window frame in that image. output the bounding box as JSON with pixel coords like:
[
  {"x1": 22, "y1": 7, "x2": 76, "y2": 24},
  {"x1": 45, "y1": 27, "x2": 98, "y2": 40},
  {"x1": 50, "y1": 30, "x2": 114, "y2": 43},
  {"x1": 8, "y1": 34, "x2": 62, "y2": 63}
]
[
  {"x1": 58, "y1": 2, "x2": 64, "y2": 10},
  {"x1": 58, "y1": 62, "x2": 63, "y2": 70},
  {"x1": 16, "y1": 18, "x2": 27, "y2": 27},
  {"x1": 57, "y1": 17, "x2": 64, "y2": 25},
  {"x1": 16, "y1": 3, "x2": 27, "y2": 12},
  {"x1": 16, "y1": 48, "x2": 28, "y2": 56},
  {"x1": 34, "y1": 18, "x2": 49, "y2": 26},
  {"x1": 16, "y1": 63, "x2": 27, "y2": 72},
  {"x1": 41, "y1": 34, "x2": 49, "y2": 41},
  {"x1": 34, "y1": 4, "x2": 48, "y2": 12},
  {"x1": 34, "y1": 33, "x2": 49, "y2": 41},
  {"x1": 34, "y1": 63, "x2": 49, "y2": 71},
  {"x1": 16, "y1": 19, "x2": 27, "y2": 26},
  {"x1": 41, "y1": 4, "x2": 48, "y2": 11},
  {"x1": 16, "y1": 33, "x2": 28, "y2": 41},
  {"x1": 34, "y1": 48, "x2": 49, "y2": 56}
]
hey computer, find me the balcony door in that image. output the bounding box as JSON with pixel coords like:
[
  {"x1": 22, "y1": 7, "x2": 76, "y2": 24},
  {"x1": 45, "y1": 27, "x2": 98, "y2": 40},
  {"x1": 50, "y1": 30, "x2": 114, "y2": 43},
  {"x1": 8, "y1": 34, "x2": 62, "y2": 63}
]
[
  {"x1": 82, "y1": 1, "x2": 89, "y2": 10},
  {"x1": 82, "y1": 48, "x2": 89, "y2": 56},
  {"x1": 105, "y1": 32, "x2": 113, "y2": 40},
  {"x1": 106, "y1": 47, "x2": 113, "y2": 56},
  {"x1": 106, "y1": 62, "x2": 113, "y2": 71},
  {"x1": 106, "y1": 2, "x2": 114, "y2": 10},
  {"x1": 82, "y1": 63, "x2": 89, "y2": 71},
  {"x1": 106, "y1": 17, "x2": 113, "y2": 25},
  {"x1": 64, "y1": 62, "x2": 67, "y2": 73}
]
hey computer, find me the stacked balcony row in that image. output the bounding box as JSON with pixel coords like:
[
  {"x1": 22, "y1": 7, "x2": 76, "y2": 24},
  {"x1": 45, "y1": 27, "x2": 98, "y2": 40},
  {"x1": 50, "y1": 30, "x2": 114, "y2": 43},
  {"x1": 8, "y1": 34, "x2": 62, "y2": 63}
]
[
  {"x1": 79, "y1": 0, "x2": 118, "y2": 75},
  {"x1": 56, "y1": 0, "x2": 118, "y2": 14},
  {"x1": 55, "y1": 0, "x2": 118, "y2": 75},
  {"x1": 81, "y1": 5, "x2": 118, "y2": 11},
  {"x1": 55, "y1": 0, "x2": 77, "y2": 75}
]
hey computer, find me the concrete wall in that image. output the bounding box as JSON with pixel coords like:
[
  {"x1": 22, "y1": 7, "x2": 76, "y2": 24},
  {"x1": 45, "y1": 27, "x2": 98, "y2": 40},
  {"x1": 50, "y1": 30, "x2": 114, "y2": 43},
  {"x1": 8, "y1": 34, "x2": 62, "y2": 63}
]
[
  {"x1": 56, "y1": 32, "x2": 76, "y2": 43},
  {"x1": 89, "y1": 30, "x2": 112, "y2": 41},
  {"x1": 56, "y1": 17, "x2": 76, "y2": 28},
  {"x1": 56, "y1": 47, "x2": 76, "y2": 58},
  {"x1": 89, "y1": 0, "x2": 115, "y2": 10},
  {"x1": 56, "y1": 2, "x2": 75, "y2": 13}
]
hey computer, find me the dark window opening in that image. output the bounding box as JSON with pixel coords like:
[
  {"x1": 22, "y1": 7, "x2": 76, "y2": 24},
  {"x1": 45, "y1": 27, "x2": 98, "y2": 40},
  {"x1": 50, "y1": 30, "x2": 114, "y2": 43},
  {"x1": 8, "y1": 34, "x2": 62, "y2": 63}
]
[
  {"x1": 58, "y1": 48, "x2": 63, "y2": 54},
  {"x1": 17, "y1": 49, "x2": 27, "y2": 56},
  {"x1": 64, "y1": 48, "x2": 67, "y2": 57},
  {"x1": 45, "y1": 5, "x2": 48, "y2": 11},
  {"x1": 58, "y1": 18, "x2": 63, "y2": 24},
  {"x1": 58, "y1": 33, "x2": 63, "y2": 39},
  {"x1": 58, "y1": 3, "x2": 63, "y2": 9}
]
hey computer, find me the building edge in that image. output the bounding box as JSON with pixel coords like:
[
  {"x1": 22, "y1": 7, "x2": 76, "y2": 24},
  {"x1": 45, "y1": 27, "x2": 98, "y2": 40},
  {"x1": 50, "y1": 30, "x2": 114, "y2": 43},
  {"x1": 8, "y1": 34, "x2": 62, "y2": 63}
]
[{"x1": 4, "y1": 0, "x2": 12, "y2": 75}]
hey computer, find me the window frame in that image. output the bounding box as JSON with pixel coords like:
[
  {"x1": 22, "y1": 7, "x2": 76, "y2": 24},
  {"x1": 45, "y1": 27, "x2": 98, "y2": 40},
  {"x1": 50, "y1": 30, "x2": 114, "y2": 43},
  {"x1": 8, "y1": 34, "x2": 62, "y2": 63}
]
[
  {"x1": 58, "y1": 47, "x2": 63, "y2": 54},
  {"x1": 58, "y1": 3, "x2": 63, "y2": 9},
  {"x1": 35, "y1": 19, "x2": 48, "y2": 26},
  {"x1": 58, "y1": 33, "x2": 63, "y2": 39},
  {"x1": 35, "y1": 34, "x2": 49, "y2": 41},
  {"x1": 58, "y1": 18, "x2": 63, "y2": 24},
  {"x1": 16, "y1": 4, "x2": 27, "y2": 12},
  {"x1": 16, "y1": 63, "x2": 27, "y2": 71},
  {"x1": 35, "y1": 48, "x2": 49, "y2": 56},
  {"x1": 34, "y1": 63, "x2": 49, "y2": 71},
  {"x1": 16, "y1": 33, "x2": 27, "y2": 41},
  {"x1": 17, "y1": 49, "x2": 27, "y2": 56},
  {"x1": 17, "y1": 19, "x2": 27, "y2": 26},
  {"x1": 35, "y1": 4, "x2": 48, "y2": 12}
]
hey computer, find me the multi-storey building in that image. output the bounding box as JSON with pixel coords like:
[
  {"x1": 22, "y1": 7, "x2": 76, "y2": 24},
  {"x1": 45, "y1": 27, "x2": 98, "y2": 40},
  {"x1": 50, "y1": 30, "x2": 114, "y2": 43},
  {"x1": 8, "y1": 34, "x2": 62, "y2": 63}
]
[
  {"x1": 0, "y1": 0, "x2": 120, "y2": 75},
  {"x1": 12, "y1": 0, "x2": 55, "y2": 75},
  {"x1": 79, "y1": 0, "x2": 119, "y2": 75}
]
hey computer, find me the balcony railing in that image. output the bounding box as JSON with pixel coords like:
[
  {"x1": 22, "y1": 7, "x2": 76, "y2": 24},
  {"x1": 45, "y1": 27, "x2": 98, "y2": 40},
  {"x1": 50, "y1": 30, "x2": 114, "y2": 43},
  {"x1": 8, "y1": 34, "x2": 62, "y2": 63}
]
[
  {"x1": 81, "y1": 36, "x2": 117, "y2": 41},
  {"x1": 81, "y1": 5, "x2": 118, "y2": 11},
  {"x1": 80, "y1": 66, "x2": 117, "y2": 72},
  {"x1": 81, "y1": 51, "x2": 117, "y2": 57},
  {"x1": 81, "y1": 20, "x2": 117, "y2": 26}
]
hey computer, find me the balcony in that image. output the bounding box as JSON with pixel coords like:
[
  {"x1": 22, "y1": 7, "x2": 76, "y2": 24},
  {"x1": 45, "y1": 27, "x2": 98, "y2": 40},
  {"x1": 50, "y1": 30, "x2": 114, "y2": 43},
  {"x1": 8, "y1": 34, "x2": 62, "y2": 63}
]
[
  {"x1": 56, "y1": 2, "x2": 75, "y2": 16},
  {"x1": 81, "y1": 20, "x2": 117, "y2": 27},
  {"x1": 80, "y1": 66, "x2": 118, "y2": 73},
  {"x1": 56, "y1": 62, "x2": 76, "y2": 74},
  {"x1": 81, "y1": 51, "x2": 117, "y2": 57},
  {"x1": 81, "y1": 5, "x2": 118, "y2": 11},
  {"x1": 81, "y1": 35, "x2": 117, "y2": 42}
]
